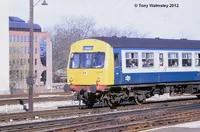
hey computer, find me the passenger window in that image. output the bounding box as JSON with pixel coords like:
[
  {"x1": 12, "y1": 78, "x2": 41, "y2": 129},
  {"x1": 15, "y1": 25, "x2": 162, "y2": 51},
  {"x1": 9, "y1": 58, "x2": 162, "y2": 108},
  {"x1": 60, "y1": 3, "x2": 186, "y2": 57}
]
[
  {"x1": 114, "y1": 54, "x2": 119, "y2": 67},
  {"x1": 195, "y1": 53, "x2": 200, "y2": 66},
  {"x1": 168, "y1": 53, "x2": 179, "y2": 67},
  {"x1": 182, "y1": 53, "x2": 192, "y2": 67},
  {"x1": 125, "y1": 52, "x2": 138, "y2": 68},
  {"x1": 142, "y1": 52, "x2": 154, "y2": 67}
]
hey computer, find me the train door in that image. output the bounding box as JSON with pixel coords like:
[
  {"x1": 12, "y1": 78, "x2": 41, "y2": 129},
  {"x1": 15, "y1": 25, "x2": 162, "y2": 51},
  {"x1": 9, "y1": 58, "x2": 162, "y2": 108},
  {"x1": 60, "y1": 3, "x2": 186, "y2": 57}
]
[
  {"x1": 114, "y1": 53, "x2": 122, "y2": 84},
  {"x1": 159, "y1": 53, "x2": 164, "y2": 68},
  {"x1": 158, "y1": 52, "x2": 166, "y2": 82}
]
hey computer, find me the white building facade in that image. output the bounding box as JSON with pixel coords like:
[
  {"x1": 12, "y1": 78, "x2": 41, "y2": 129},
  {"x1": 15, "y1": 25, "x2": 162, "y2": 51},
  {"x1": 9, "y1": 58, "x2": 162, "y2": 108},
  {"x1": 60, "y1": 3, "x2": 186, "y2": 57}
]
[{"x1": 0, "y1": 1, "x2": 9, "y2": 94}]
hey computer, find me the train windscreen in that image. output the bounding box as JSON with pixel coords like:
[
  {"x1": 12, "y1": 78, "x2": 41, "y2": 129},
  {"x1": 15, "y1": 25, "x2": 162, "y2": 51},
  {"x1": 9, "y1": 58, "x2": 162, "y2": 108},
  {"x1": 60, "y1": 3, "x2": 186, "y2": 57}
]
[{"x1": 69, "y1": 52, "x2": 105, "y2": 69}]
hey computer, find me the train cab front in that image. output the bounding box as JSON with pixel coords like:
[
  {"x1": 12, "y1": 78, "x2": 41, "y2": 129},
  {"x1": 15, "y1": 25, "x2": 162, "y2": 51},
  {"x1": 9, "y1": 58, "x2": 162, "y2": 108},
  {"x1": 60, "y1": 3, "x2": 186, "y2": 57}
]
[
  {"x1": 64, "y1": 39, "x2": 114, "y2": 107},
  {"x1": 66, "y1": 51, "x2": 107, "y2": 91}
]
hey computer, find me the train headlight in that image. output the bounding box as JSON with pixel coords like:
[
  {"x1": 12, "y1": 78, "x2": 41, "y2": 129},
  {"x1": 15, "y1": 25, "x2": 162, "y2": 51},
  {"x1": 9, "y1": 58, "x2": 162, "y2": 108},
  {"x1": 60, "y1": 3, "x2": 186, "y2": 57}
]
[
  {"x1": 96, "y1": 77, "x2": 100, "y2": 85},
  {"x1": 69, "y1": 77, "x2": 73, "y2": 84}
]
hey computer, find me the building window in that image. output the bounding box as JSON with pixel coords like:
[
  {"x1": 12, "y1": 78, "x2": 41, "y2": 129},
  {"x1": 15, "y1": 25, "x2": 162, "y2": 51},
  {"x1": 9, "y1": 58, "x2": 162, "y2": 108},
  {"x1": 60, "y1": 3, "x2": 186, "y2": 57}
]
[
  {"x1": 13, "y1": 35, "x2": 16, "y2": 42},
  {"x1": 20, "y1": 35, "x2": 23, "y2": 42},
  {"x1": 24, "y1": 59, "x2": 26, "y2": 64},
  {"x1": 24, "y1": 36, "x2": 27, "y2": 42},
  {"x1": 23, "y1": 70, "x2": 26, "y2": 79},
  {"x1": 182, "y1": 53, "x2": 192, "y2": 67},
  {"x1": 168, "y1": 53, "x2": 179, "y2": 67},
  {"x1": 195, "y1": 53, "x2": 200, "y2": 66},
  {"x1": 35, "y1": 70, "x2": 37, "y2": 77},
  {"x1": 142, "y1": 52, "x2": 154, "y2": 67},
  {"x1": 35, "y1": 48, "x2": 37, "y2": 54},
  {"x1": 35, "y1": 59, "x2": 37, "y2": 65},
  {"x1": 16, "y1": 48, "x2": 19, "y2": 54},
  {"x1": 17, "y1": 35, "x2": 19, "y2": 42},
  {"x1": 24, "y1": 47, "x2": 26, "y2": 54},
  {"x1": 17, "y1": 70, "x2": 19, "y2": 78},
  {"x1": 28, "y1": 47, "x2": 30, "y2": 54},
  {"x1": 20, "y1": 70, "x2": 23, "y2": 79},
  {"x1": 125, "y1": 52, "x2": 138, "y2": 68},
  {"x1": 16, "y1": 59, "x2": 19, "y2": 65},
  {"x1": 40, "y1": 38, "x2": 47, "y2": 66},
  {"x1": 28, "y1": 35, "x2": 30, "y2": 42},
  {"x1": 9, "y1": 35, "x2": 12, "y2": 42},
  {"x1": 20, "y1": 47, "x2": 23, "y2": 54},
  {"x1": 12, "y1": 47, "x2": 15, "y2": 54},
  {"x1": 20, "y1": 59, "x2": 23, "y2": 65},
  {"x1": 34, "y1": 36, "x2": 37, "y2": 42}
]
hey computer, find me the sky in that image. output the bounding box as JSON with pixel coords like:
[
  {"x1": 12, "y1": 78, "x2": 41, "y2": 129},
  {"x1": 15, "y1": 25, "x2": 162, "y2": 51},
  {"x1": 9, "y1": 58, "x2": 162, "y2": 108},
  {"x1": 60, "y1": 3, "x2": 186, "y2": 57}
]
[{"x1": 8, "y1": 0, "x2": 200, "y2": 40}]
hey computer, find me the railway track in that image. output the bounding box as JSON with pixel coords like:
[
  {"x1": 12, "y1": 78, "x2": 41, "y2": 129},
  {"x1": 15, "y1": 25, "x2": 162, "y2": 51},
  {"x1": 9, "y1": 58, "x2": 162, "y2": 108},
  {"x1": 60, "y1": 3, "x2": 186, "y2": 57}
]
[
  {"x1": 1, "y1": 98, "x2": 200, "y2": 131},
  {"x1": 0, "y1": 97, "x2": 199, "y2": 123},
  {"x1": 1, "y1": 101, "x2": 200, "y2": 132},
  {"x1": 0, "y1": 92, "x2": 70, "y2": 98},
  {"x1": 0, "y1": 95, "x2": 72, "y2": 106},
  {"x1": 0, "y1": 92, "x2": 72, "y2": 106}
]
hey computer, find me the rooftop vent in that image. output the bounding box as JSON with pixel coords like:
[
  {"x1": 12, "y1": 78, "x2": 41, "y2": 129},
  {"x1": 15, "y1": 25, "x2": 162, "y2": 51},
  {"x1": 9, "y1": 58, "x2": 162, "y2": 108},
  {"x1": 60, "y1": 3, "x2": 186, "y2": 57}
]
[
  {"x1": 180, "y1": 38, "x2": 187, "y2": 40},
  {"x1": 112, "y1": 36, "x2": 117, "y2": 38},
  {"x1": 122, "y1": 36, "x2": 127, "y2": 38}
]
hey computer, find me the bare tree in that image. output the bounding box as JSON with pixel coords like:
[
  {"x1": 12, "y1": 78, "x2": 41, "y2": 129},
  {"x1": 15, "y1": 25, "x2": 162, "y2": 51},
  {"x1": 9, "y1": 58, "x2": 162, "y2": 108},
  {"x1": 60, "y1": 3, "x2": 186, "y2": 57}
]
[
  {"x1": 49, "y1": 16, "x2": 146, "y2": 81},
  {"x1": 9, "y1": 52, "x2": 26, "y2": 94},
  {"x1": 50, "y1": 16, "x2": 96, "y2": 76},
  {"x1": 92, "y1": 26, "x2": 147, "y2": 38}
]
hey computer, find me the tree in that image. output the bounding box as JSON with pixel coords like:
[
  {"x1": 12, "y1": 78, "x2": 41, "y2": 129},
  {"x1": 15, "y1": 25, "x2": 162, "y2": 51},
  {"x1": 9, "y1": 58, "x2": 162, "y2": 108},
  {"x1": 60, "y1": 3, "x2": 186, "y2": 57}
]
[
  {"x1": 50, "y1": 16, "x2": 96, "y2": 75},
  {"x1": 92, "y1": 26, "x2": 142, "y2": 38},
  {"x1": 49, "y1": 16, "x2": 146, "y2": 80},
  {"x1": 9, "y1": 49, "x2": 27, "y2": 94}
]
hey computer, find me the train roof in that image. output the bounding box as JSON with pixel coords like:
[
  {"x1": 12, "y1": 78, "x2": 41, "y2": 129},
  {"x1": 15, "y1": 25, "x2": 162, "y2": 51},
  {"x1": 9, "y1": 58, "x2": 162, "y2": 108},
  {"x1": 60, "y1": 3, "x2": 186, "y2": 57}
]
[{"x1": 91, "y1": 37, "x2": 200, "y2": 49}]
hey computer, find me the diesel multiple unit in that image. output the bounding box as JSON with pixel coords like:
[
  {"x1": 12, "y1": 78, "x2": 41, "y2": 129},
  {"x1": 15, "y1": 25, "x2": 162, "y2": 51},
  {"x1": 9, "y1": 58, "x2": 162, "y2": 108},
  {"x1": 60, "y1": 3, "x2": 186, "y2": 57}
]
[{"x1": 64, "y1": 37, "x2": 200, "y2": 108}]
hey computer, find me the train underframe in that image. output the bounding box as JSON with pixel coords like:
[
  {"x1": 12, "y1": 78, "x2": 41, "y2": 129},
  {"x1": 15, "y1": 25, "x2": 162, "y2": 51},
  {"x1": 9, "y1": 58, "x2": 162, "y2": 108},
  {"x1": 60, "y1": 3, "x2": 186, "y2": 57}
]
[{"x1": 71, "y1": 82, "x2": 200, "y2": 109}]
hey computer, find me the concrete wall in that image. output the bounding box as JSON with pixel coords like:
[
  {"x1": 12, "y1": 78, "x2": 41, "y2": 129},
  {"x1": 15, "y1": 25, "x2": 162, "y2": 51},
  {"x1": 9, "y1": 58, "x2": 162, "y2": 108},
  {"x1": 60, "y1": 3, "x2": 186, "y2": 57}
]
[
  {"x1": 46, "y1": 40, "x2": 53, "y2": 91},
  {"x1": 0, "y1": 0, "x2": 9, "y2": 94}
]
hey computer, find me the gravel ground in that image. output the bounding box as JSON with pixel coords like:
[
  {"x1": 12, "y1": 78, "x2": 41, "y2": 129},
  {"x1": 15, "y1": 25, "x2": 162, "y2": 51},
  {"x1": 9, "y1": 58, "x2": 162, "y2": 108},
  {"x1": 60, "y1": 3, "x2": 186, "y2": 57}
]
[
  {"x1": 0, "y1": 100, "x2": 79, "y2": 114},
  {"x1": 146, "y1": 93, "x2": 196, "y2": 101},
  {"x1": 0, "y1": 93, "x2": 197, "y2": 114},
  {"x1": 0, "y1": 93, "x2": 199, "y2": 129},
  {"x1": 144, "y1": 121, "x2": 200, "y2": 132}
]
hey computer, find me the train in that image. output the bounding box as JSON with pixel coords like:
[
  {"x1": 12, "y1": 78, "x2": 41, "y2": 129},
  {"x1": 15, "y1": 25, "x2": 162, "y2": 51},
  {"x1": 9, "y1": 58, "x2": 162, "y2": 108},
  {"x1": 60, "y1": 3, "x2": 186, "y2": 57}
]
[{"x1": 64, "y1": 36, "x2": 200, "y2": 108}]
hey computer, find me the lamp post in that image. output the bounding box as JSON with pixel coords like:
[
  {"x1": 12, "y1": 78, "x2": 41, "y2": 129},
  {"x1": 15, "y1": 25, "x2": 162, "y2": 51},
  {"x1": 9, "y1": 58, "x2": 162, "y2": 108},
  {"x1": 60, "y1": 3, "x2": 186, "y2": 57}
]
[{"x1": 27, "y1": 0, "x2": 48, "y2": 112}]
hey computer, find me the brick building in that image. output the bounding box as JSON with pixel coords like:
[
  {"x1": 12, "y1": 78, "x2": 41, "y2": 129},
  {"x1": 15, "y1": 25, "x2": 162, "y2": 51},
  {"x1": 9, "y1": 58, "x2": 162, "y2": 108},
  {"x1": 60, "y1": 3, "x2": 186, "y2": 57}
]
[{"x1": 9, "y1": 16, "x2": 52, "y2": 93}]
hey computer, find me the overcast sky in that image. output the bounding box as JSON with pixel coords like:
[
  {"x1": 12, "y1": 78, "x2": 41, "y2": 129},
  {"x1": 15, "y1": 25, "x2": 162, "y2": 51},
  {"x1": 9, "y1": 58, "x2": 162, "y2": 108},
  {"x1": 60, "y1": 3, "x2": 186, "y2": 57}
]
[{"x1": 8, "y1": 0, "x2": 200, "y2": 39}]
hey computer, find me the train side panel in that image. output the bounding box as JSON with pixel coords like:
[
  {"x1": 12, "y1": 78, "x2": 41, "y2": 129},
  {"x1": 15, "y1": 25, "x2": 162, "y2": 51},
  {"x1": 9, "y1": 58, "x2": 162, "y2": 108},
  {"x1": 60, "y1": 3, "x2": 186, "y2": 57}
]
[{"x1": 114, "y1": 48, "x2": 200, "y2": 85}]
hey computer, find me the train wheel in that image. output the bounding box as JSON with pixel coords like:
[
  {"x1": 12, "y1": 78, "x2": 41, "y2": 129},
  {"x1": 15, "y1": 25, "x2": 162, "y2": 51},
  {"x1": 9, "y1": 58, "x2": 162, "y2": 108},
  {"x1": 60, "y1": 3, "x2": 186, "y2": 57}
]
[
  {"x1": 85, "y1": 102, "x2": 94, "y2": 108},
  {"x1": 133, "y1": 96, "x2": 145, "y2": 105},
  {"x1": 106, "y1": 99, "x2": 118, "y2": 109}
]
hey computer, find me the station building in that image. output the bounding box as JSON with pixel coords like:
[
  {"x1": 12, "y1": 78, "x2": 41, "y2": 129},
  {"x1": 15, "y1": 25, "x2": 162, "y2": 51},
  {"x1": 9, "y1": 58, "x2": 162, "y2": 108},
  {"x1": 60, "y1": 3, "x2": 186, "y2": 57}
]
[{"x1": 9, "y1": 16, "x2": 52, "y2": 93}]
